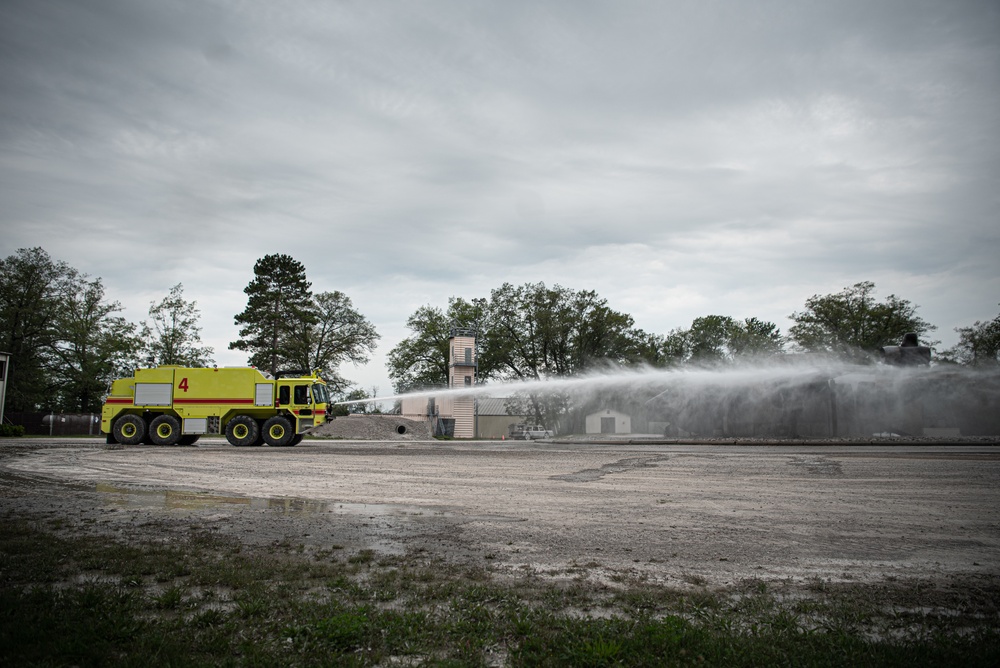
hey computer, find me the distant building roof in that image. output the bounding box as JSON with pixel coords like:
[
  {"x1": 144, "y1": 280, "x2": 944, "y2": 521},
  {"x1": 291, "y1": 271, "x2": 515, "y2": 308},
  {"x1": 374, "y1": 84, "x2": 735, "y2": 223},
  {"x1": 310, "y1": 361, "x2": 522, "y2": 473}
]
[
  {"x1": 477, "y1": 397, "x2": 523, "y2": 416},
  {"x1": 585, "y1": 408, "x2": 632, "y2": 419}
]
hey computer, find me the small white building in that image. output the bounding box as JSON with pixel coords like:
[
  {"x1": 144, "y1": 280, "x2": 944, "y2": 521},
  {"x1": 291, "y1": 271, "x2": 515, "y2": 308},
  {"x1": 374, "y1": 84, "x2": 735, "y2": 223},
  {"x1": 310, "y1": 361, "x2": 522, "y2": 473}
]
[{"x1": 585, "y1": 409, "x2": 631, "y2": 435}]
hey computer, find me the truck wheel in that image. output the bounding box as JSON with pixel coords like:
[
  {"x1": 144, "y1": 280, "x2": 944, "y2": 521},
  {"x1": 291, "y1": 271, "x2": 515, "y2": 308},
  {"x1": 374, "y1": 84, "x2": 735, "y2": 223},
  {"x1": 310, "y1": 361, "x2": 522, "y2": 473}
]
[
  {"x1": 263, "y1": 416, "x2": 294, "y2": 447},
  {"x1": 289, "y1": 434, "x2": 304, "y2": 446},
  {"x1": 178, "y1": 435, "x2": 200, "y2": 446},
  {"x1": 150, "y1": 415, "x2": 182, "y2": 446},
  {"x1": 251, "y1": 420, "x2": 266, "y2": 446},
  {"x1": 113, "y1": 415, "x2": 146, "y2": 446},
  {"x1": 226, "y1": 415, "x2": 259, "y2": 447}
]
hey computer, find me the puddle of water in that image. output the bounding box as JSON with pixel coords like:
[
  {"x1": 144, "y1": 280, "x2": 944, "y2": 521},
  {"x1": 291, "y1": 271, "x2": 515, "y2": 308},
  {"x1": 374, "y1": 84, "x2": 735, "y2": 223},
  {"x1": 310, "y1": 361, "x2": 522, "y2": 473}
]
[
  {"x1": 95, "y1": 483, "x2": 327, "y2": 515},
  {"x1": 94, "y1": 483, "x2": 453, "y2": 518}
]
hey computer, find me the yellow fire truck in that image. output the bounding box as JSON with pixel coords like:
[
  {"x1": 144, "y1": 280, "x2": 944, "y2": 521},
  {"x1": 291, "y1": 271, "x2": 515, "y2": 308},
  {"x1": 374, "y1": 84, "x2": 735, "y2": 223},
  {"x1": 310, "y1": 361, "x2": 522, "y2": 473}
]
[{"x1": 101, "y1": 366, "x2": 330, "y2": 447}]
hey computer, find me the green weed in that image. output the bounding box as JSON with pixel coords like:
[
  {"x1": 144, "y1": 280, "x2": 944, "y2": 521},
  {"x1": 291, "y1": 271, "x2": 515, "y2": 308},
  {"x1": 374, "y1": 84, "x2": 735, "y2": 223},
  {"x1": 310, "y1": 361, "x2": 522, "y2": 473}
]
[{"x1": 1, "y1": 515, "x2": 998, "y2": 667}]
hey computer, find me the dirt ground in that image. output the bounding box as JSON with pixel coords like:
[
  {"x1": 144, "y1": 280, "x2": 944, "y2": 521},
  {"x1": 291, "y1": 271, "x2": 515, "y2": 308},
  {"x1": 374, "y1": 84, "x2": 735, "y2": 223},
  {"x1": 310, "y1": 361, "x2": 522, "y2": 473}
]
[{"x1": 1, "y1": 437, "x2": 998, "y2": 590}]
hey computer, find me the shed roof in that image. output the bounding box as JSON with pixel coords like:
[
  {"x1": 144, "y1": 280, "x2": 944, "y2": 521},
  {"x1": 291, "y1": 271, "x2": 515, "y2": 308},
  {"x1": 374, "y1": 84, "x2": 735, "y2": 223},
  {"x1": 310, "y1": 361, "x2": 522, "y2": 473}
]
[
  {"x1": 585, "y1": 408, "x2": 632, "y2": 419},
  {"x1": 476, "y1": 397, "x2": 525, "y2": 416}
]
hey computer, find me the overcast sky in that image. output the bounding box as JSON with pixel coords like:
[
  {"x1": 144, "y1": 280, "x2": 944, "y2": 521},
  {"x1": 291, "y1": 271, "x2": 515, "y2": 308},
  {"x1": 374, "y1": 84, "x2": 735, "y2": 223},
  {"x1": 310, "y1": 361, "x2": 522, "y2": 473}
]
[{"x1": 2, "y1": 0, "x2": 998, "y2": 395}]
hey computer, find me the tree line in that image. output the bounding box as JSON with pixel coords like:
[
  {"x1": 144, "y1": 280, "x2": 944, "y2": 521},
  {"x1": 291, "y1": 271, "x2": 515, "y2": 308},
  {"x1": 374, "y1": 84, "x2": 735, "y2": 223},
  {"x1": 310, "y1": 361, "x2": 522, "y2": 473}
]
[
  {"x1": 0, "y1": 249, "x2": 377, "y2": 414},
  {"x1": 388, "y1": 280, "x2": 998, "y2": 393},
  {"x1": 228, "y1": 254, "x2": 379, "y2": 387},
  {"x1": 1, "y1": 247, "x2": 997, "y2": 415}
]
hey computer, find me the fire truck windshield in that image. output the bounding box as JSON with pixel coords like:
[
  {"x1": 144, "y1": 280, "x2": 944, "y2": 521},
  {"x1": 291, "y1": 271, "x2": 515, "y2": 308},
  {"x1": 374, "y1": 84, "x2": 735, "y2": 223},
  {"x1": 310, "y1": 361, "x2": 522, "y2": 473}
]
[{"x1": 312, "y1": 384, "x2": 330, "y2": 404}]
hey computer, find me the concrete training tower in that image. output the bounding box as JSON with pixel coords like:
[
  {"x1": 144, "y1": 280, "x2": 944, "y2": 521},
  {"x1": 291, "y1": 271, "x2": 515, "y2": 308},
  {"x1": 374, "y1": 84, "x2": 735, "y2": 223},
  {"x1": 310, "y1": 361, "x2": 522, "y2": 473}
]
[{"x1": 448, "y1": 326, "x2": 477, "y2": 438}]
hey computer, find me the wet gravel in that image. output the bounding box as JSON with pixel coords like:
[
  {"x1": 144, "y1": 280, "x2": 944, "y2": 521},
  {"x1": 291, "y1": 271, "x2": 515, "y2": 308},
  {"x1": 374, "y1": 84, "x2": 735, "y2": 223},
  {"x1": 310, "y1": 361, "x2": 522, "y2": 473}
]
[{"x1": 1, "y1": 438, "x2": 998, "y2": 589}]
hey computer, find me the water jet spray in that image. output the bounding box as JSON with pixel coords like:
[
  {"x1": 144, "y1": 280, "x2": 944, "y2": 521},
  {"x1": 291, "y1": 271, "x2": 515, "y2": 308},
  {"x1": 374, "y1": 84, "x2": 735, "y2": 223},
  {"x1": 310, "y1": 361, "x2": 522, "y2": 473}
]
[{"x1": 335, "y1": 360, "x2": 1000, "y2": 439}]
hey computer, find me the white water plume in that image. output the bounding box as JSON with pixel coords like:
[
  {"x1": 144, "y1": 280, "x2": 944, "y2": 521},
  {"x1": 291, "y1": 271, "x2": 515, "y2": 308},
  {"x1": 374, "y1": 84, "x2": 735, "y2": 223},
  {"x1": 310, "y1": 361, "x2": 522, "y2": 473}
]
[
  {"x1": 335, "y1": 360, "x2": 951, "y2": 405},
  {"x1": 335, "y1": 361, "x2": 1000, "y2": 439},
  {"x1": 334, "y1": 364, "x2": 798, "y2": 406}
]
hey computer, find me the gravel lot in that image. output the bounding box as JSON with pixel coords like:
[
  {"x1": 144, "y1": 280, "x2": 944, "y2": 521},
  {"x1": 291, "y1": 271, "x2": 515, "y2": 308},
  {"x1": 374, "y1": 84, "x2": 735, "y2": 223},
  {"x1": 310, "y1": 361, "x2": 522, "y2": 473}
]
[{"x1": 2, "y1": 438, "x2": 998, "y2": 589}]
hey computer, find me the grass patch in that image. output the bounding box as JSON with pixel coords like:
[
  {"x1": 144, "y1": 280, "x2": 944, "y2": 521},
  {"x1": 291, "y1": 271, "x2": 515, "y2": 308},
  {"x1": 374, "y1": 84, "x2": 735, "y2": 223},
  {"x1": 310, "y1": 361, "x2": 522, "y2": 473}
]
[{"x1": 1, "y1": 514, "x2": 998, "y2": 666}]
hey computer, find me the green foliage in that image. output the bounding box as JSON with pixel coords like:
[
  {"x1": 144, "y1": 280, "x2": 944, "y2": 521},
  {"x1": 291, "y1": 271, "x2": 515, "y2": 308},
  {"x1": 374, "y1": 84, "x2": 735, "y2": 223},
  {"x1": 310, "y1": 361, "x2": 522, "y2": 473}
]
[
  {"x1": 388, "y1": 298, "x2": 485, "y2": 393},
  {"x1": 0, "y1": 247, "x2": 76, "y2": 411},
  {"x1": 789, "y1": 281, "x2": 935, "y2": 359},
  {"x1": 283, "y1": 290, "x2": 380, "y2": 390},
  {"x1": 0, "y1": 248, "x2": 140, "y2": 412},
  {"x1": 687, "y1": 315, "x2": 738, "y2": 363},
  {"x1": 139, "y1": 283, "x2": 214, "y2": 367},
  {"x1": 2, "y1": 516, "x2": 998, "y2": 667},
  {"x1": 388, "y1": 284, "x2": 657, "y2": 425},
  {"x1": 336, "y1": 387, "x2": 382, "y2": 414},
  {"x1": 388, "y1": 284, "x2": 788, "y2": 402},
  {"x1": 941, "y1": 306, "x2": 1000, "y2": 366},
  {"x1": 388, "y1": 284, "x2": 656, "y2": 396},
  {"x1": 484, "y1": 282, "x2": 645, "y2": 379},
  {"x1": 387, "y1": 304, "x2": 452, "y2": 392},
  {"x1": 328, "y1": 403, "x2": 350, "y2": 417},
  {"x1": 0, "y1": 424, "x2": 25, "y2": 437},
  {"x1": 730, "y1": 316, "x2": 786, "y2": 358},
  {"x1": 657, "y1": 328, "x2": 693, "y2": 367},
  {"x1": 230, "y1": 258, "x2": 379, "y2": 385},
  {"x1": 386, "y1": 284, "x2": 786, "y2": 425},
  {"x1": 654, "y1": 315, "x2": 786, "y2": 366},
  {"x1": 229, "y1": 254, "x2": 316, "y2": 376},
  {"x1": 48, "y1": 275, "x2": 140, "y2": 412}
]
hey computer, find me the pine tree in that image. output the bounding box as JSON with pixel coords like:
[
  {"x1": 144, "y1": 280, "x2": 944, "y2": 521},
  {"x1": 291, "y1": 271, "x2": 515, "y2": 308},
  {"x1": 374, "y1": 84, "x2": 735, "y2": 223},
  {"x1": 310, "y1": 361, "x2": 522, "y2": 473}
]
[{"x1": 229, "y1": 254, "x2": 315, "y2": 376}]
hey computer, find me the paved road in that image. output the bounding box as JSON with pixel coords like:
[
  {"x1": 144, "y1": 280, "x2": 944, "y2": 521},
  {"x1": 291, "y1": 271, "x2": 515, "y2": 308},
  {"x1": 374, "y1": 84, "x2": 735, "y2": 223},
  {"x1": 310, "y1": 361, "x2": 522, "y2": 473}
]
[{"x1": 2, "y1": 438, "x2": 998, "y2": 587}]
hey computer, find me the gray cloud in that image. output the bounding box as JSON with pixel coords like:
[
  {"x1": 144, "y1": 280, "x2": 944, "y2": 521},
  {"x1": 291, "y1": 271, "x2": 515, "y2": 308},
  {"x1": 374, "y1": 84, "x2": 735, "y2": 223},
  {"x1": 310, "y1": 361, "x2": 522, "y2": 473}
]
[{"x1": 2, "y1": 0, "x2": 998, "y2": 392}]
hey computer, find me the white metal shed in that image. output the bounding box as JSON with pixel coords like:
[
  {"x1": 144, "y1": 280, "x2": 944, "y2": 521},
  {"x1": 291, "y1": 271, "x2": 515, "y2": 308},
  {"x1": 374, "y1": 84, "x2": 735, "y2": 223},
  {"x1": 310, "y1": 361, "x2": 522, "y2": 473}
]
[{"x1": 585, "y1": 409, "x2": 631, "y2": 435}]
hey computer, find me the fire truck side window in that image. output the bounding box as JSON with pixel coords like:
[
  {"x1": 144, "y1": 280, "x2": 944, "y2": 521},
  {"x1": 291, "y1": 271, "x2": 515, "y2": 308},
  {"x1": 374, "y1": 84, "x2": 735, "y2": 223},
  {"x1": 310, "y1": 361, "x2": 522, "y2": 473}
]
[
  {"x1": 294, "y1": 385, "x2": 309, "y2": 404},
  {"x1": 278, "y1": 386, "x2": 290, "y2": 405}
]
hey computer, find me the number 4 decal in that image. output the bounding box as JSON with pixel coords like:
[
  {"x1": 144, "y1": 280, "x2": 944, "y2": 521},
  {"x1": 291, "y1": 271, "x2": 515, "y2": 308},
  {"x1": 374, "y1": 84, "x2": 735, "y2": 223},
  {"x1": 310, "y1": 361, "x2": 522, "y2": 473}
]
[{"x1": 178, "y1": 377, "x2": 189, "y2": 392}]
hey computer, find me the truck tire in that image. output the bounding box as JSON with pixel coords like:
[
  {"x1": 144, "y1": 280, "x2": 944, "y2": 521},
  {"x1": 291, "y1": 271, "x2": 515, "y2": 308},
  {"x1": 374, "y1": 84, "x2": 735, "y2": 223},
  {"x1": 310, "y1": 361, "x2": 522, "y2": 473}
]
[
  {"x1": 252, "y1": 420, "x2": 266, "y2": 446},
  {"x1": 226, "y1": 415, "x2": 259, "y2": 447},
  {"x1": 150, "y1": 415, "x2": 182, "y2": 446},
  {"x1": 178, "y1": 435, "x2": 200, "y2": 446},
  {"x1": 289, "y1": 434, "x2": 304, "y2": 446},
  {"x1": 113, "y1": 415, "x2": 146, "y2": 446},
  {"x1": 263, "y1": 416, "x2": 294, "y2": 447}
]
